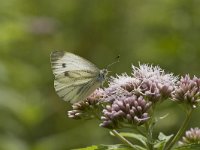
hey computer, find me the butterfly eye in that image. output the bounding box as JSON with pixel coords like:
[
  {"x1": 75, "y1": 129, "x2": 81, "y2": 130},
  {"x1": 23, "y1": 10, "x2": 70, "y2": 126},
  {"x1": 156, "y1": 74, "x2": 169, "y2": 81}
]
[
  {"x1": 102, "y1": 69, "x2": 108, "y2": 76},
  {"x1": 98, "y1": 73, "x2": 105, "y2": 81}
]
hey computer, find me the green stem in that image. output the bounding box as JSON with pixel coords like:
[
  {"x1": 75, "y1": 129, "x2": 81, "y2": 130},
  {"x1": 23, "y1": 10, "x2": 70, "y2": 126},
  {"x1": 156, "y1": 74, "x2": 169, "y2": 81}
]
[
  {"x1": 111, "y1": 129, "x2": 136, "y2": 149},
  {"x1": 144, "y1": 104, "x2": 156, "y2": 150},
  {"x1": 145, "y1": 123, "x2": 154, "y2": 150},
  {"x1": 135, "y1": 127, "x2": 146, "y2": 137},
  {"x1": 165, "y1": 108, "x2": 193, "y2": 150}
]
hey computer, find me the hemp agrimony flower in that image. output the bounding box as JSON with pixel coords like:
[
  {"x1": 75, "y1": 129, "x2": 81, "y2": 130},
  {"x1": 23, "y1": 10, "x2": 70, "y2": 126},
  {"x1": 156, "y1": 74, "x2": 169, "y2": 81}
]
[
  {"x1": 103, "y1": 64, "x2": 177, "y2": 104},
  {"x1": 179, "y1": 128, "x2": 200, "y2": 145},
  {"x1": 100, "y1": 95, "x2": 152, "y2": 129},
  {"x1": 99, "y1": 64, "x2": 177, "y2": 129},
  {"x1": 172, "y1": 75, "x2": 200, "y2": 108},
  {"x1": 132, "y1": 64, "x2": 177, "y2": 102},
  {"x1": 68, "y1": 88, "x2": 105, "y2": 119},
  {"x1": 104, "y1": 74, "x2": 140, "y2": 102}
]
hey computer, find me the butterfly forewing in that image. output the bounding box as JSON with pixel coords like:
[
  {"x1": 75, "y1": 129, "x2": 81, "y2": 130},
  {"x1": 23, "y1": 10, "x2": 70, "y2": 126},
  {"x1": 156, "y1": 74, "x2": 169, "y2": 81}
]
[
  {"x1": 51, "y1": 51, "x2": 102, "y2": 103},
  {"x1": 51, "y1": 51, "x2": 99, "y2": 75}
]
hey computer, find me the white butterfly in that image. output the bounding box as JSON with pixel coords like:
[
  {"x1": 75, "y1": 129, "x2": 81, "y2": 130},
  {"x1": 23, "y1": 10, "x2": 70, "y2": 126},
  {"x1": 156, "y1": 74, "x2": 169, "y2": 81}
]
[{"x1": 50, "y1": 51, "x2": 108, "y2": 103}]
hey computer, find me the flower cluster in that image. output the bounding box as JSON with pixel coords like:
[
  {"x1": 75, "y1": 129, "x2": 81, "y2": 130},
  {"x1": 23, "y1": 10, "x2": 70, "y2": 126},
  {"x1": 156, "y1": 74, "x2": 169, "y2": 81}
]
[
  {"x1": 65, "y1": 63, "x2": 200, "y2": 149},
  {"x1": 179, "y1": 128, "x2": 200, "y2": 145},
  {"x1": 68, "y1": 88, "x2": 105, "y2": 119},
  {"x1": 103, "y1": 74, "x2": 140, "y2": 103},
  {"x1": 103, "y1": 64, "x2": 177, "y2": 103},
  {"x1": 132, "y1": 64, "x2": 177, "y2": 102},
  {"x1": 172, "y1": 75, "x2": 200, "y2": 108},
  {"x1": 100, "y1": 95, "x2": 152, "y2": 129}
]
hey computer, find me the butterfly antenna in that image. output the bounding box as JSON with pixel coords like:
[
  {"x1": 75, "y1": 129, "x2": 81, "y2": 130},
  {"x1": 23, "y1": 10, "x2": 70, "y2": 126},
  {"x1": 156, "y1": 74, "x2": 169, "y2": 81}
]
[{"x1": 106, "y1": 55, "x2": 120, "y2": 69}]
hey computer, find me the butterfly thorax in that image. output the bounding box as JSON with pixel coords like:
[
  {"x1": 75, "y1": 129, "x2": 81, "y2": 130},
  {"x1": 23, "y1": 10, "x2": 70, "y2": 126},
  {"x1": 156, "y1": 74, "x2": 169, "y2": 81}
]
[{"x1": 98, "y1": 69, "x2": 108, "y2": 82}]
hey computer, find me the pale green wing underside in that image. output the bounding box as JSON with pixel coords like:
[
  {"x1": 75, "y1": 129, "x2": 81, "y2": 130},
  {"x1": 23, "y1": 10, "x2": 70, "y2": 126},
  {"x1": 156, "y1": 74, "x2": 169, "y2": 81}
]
[
  {"x1": 50, "y1": 51, "x2": 101, "y2": 103},
  {"x1": 54, "y1": 79, "x2": 101, "y2": 103}
]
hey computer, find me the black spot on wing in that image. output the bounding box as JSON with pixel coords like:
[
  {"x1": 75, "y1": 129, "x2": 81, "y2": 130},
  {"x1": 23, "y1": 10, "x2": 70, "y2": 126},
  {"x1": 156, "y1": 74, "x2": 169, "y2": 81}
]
[
  {"x1": 64, "y1": 71, "x2": 69, "y2": 76},
  {"x1": 63, "y1": 70, "x2": 98, "y2": 78},
  {"x1": 63, "y1": 71, "x2": 80, "y2": 77},
  {"x1": 62, "y1": 63, "x2": 66, "y2": 68},
  {"x1": 51, "y1": 51, "x2": 65, "y2": 62}
]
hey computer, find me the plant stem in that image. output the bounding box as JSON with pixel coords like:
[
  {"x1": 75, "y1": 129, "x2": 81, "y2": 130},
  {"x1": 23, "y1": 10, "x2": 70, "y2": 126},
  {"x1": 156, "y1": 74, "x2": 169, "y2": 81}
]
[
  {"x1": 111, "y1": 129, "x2": 136, "y2": 149},
  {"x1": 135, "y1": 127, "x2": 146, "y2": 137},
  {"x1": 145, "y1": 123, "x2": 154, "y2": 150},
  {"x1": 165, "y1": 108, "x2": 193, "y2": 150},
  {"x1": 144, "y1": 105, "x2": 156, "y2": 150}
]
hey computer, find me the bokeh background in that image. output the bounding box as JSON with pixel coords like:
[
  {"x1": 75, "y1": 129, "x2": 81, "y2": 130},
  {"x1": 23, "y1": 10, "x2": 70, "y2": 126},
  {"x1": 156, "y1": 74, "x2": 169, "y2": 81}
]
[{"x1": 1, "y1": 0, "x2": 200, "y2": 150}]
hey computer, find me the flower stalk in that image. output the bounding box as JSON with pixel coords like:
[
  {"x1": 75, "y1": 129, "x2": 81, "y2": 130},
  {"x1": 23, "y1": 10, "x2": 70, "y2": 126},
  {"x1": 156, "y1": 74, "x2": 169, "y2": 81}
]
[
  {"x1": 165, "y1": 108, "x2": 193, "y2": 150},
  {"x1": 111, "y1": 129, "x2": 136, "y2": 149}
]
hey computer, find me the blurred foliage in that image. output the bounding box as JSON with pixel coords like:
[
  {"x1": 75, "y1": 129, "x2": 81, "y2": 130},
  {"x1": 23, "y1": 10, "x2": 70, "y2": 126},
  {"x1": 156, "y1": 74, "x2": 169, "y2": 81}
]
[{"x1": 1, "y1": 0, "x2": 200, "y2": 149}]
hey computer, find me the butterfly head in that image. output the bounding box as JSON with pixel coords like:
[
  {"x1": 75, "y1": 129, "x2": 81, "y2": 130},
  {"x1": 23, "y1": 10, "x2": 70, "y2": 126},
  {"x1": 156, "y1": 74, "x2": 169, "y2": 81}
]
[{"x1": 98, "y1": 69, "x2": 108, "y2": 82}]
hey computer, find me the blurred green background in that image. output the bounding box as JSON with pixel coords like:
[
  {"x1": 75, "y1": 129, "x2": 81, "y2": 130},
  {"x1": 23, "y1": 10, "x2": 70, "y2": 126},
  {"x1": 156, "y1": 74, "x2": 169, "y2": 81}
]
[{"x1": 1, "y1": 0, "x2": 200, "y2": 150}]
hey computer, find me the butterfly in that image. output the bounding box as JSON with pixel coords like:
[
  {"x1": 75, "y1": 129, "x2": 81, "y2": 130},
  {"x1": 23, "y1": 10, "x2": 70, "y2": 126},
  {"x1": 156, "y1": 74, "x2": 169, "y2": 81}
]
[{"x1": 50, "y1": 51, "x2": 108, "y2": 103}]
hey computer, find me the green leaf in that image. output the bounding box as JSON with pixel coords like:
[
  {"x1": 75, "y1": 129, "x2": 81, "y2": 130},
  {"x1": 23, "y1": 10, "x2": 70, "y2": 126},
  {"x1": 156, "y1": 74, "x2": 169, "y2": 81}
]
[
  {"x1": 73, "y1": 144, "x2": 133, "y2": 150},
  {"x1": 158, "y1": 132, "x2": 173, "y2": 141},
  {"x1": 174, "y1": 143, "x2": 200, "y2": 150},
  {"x1": 98, "y1": 144, "x2": 133, "y2": 150},
  {"x1": 116, "y1": 132, "x2": 147, "y2": 148},
  {"x1": 73, "y1": 145, "x2": 98, "y2": 150},
  {"x1": 154, "y1": 132, "x2": 173, "y2": 150},
  {"x1": 159, "y1": 113, "x2": 169, "y2": 120}
]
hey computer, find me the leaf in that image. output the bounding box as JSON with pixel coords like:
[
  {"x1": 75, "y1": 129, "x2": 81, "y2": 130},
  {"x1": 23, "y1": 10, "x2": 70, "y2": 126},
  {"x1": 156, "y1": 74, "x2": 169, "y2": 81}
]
[
  {"x1": 159, "y1": 113, "x2": 169, "y2": 120},
  {"x1": 174, "y1": 143, "x2": 200, "y2": 150},
  {"x1": 158, "y1": 132, "x2": 173, "y2": 141},
  {"x1": 73, "y1": 144, "x2": 133, "y2": 150},
  {"x1": 110, "y1": 132, "x2": 147, "y2": 148},
  {"x1": 154, "y1": 132, "x2": 173, "y2": 150},
  {"x1": 98, "y1": 144, "x2": 133, "y2": 150},
  {"x1": 73, "y1": 145, "x2": 98, "y2": 150}
]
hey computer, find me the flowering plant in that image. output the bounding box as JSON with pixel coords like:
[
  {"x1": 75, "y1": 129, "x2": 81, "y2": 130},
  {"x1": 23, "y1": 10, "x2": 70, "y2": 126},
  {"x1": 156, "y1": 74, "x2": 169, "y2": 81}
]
[{"x1": 68, "y1": 64, "x2": 200, "y2": 150}]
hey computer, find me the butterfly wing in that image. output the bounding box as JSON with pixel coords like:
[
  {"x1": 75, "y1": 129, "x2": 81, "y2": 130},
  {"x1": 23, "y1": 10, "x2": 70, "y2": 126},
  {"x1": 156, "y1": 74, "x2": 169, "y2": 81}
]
[
  {"x1": 50, "y1": 51, "x2": 101, "y2": 103},
  {"x1": 54, "y1": 78, "x2": 101, "y2": 103}
]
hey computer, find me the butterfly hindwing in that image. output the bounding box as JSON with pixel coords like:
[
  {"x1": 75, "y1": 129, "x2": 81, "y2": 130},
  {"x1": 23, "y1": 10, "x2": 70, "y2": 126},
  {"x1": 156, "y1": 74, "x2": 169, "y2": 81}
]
[{"x1": 54, "y1": 78, "x2": 101, "y2": 103}]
